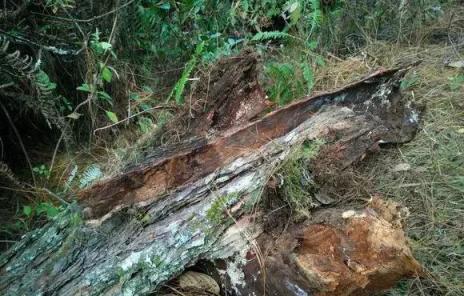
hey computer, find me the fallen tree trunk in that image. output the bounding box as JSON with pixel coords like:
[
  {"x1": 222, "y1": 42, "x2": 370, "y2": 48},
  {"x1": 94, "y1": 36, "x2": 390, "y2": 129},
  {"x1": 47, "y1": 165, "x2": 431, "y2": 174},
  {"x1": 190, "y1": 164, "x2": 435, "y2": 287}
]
[{"x1": 0, "y1": 64, "x2": 421, "y2": 295}]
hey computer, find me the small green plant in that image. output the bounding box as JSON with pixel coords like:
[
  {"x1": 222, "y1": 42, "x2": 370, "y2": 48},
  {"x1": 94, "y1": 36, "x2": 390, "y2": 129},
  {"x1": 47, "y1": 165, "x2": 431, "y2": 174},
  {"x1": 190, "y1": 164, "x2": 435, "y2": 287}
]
[
  {"x1": 23, "y1": 202, "x2": 61, "y2": 220},
  {"x1": 206, "y1": 193, "x2": 238, "y2": 225},
  {"x1": 79, "y1": 164, "x2": 103, "y2": 189},
  {"x1": 400, "y1": 72, "x2": 420, "y2": 90},
  {"x1": 264, "y1": 60, "x2": 315, "y2": 105},
  {"x1": 33, "y1": 164, "x2": 51, "y2": 179},
  {"x1": 265, "y1": 62, "x2": 299, "y2": 105},
  {"x1": 448, "y1": 74, "x2": 464, "y2": 91},
  {"x1": 167, "y1": 41, "x2": 205, "y2": 104},
  {"x1": 275, "y1": 139, "x2": 324, "y2": 218},
  {"x1": 90, "y1": 29, "x2": 116, "y2": 58},
  {"x1": 75, "y1": 29, "x2": 118, "y2": 125}
]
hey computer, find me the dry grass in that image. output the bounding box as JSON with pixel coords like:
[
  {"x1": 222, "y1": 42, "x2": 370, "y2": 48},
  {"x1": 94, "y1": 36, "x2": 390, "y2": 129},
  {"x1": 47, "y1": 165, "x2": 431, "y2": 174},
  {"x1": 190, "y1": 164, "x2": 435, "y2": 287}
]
[{"x1": 373, "y1": 51, "x2": 463, "y2": 295}]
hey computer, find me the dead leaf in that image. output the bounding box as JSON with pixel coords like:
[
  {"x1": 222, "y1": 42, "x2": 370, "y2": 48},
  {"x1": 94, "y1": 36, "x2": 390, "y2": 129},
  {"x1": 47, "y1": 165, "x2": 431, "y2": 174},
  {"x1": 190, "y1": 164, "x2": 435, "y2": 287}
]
[
  {"x1": 392, "y1": 163, "x2": 411, "y2": 172},
  {"x1": 446, "y1": 60, "x2": 464, "y2": 68},
  {"x1": 178, "y1": 271, "x2": 220, "y2": 295},
  {"x1": 67, "y1": 112, "x2": 82, "y2": 120}
]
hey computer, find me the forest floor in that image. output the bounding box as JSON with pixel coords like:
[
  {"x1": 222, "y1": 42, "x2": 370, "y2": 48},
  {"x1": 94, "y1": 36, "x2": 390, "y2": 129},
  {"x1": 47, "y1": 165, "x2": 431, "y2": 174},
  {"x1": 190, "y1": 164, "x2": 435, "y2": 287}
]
[
  {"x1": 325, "y1": 42, "x2": 464, "y2": 295},
  {"x1": 1, "y1": 5, "x2": 463, "y2": 296}
]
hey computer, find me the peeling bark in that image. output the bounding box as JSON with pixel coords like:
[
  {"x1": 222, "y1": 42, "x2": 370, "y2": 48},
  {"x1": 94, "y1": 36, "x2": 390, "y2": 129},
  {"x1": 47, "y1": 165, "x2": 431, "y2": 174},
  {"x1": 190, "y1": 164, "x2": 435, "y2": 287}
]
[{"x1": 0, "y1": 66, "x2": 421, "y2": 296}]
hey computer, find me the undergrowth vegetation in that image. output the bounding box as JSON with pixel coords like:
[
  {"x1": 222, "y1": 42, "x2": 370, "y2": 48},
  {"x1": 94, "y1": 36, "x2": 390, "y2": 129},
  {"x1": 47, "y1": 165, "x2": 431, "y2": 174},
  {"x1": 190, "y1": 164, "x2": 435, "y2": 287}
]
[{"x1": 1, "y1": 0, "x2": 463, "y2": 294}]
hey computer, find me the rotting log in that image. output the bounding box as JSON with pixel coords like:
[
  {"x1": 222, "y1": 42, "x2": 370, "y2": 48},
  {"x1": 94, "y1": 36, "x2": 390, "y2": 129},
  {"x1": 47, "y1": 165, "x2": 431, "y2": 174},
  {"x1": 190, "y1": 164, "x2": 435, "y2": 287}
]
[{"x1": 0, "y1": 65, "x2": 422, "y2": 296}]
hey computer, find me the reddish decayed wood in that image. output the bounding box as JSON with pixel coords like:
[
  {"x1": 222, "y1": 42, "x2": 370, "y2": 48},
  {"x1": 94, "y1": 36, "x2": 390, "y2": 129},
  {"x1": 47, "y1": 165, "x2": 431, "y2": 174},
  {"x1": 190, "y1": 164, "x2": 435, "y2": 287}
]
[{"x1": 226, "y1": 198, "x2": 422, "y2": 296}]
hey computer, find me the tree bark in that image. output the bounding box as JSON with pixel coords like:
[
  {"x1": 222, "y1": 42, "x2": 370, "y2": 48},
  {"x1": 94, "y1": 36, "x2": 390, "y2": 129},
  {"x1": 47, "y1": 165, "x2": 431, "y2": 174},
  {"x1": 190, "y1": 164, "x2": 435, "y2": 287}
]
[{"x1": 0, "y1": 66, "x2": 421, "y2": 296}]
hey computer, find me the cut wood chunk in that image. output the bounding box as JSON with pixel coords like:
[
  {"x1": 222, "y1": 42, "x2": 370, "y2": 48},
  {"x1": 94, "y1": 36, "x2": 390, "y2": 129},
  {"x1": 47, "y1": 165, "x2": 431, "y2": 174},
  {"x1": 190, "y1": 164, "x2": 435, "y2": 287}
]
[{"x1": 222, "y1": 198, "x2": 422, "y2": 296}]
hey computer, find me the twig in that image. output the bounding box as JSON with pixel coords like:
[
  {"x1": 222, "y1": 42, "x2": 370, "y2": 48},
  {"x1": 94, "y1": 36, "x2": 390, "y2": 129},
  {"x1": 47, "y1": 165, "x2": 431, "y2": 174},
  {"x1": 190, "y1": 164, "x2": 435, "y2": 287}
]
[
  {"x1": 39, "y1": 187, "x2": 70, "y2": 206},
  {"x1": 0, "y1": 136, "x2": 3, "y2": 159},
  {"x1": 108, "y1": 0, "x2": 120, "y2": 46},
  {"x1": 48, "y1": 127, "x2": 66, "y2": 177},
  {"x1": 0, "y1": 184, "x2": 70, "y2": 206},
  {"x1": 0, "y1": 0, "x2": 30, "y2": 22},
  {"x1": 164, "y1": 285, "x2": 188, "y2": 296},
  {"x1": 0, "y1": 240, "x2": 18, "y2": 243},
  {"x1": 62, "y1": 7, "x2": 86, "y2": 40},
  {"x1": 0, "y1": 29, "x2": 82, "y2": 56},
  {"x1": 93, "y1": 106, "x2": 176, "y2": 134},
  {"x1": 0, "y1": 82, "x2": 14, "y2": 89},
  {"x1": 326, "y1": 52, "x2": 343, "y2": 62},
  {"x1": 0, "y1": 102, "x2": 36, "y2": 186}
]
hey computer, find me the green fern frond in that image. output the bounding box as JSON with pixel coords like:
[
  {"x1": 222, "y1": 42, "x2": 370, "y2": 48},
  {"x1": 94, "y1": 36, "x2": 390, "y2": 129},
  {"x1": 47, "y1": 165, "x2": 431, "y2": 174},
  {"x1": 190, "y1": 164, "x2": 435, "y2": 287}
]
[
  {"x1": 309, "y1": 0, "x2": 322, "y2": 31},
  {"x1": 0, "y1": 36, "x2": 63, "y2": 129},
  {"x1": 302, "y1": 63, "x2": 314, "y2": 95},
  {"x1": 167, "y1": 41, "x2": 205, "y2": 105},
  {"x1": 64, "y1": 165, "x2": 78, "y2": 192},
  {"x1": 35, "y1": 70, "x2": 57, "y2": 97},
  {"x1": 0, "y1": 36, "x2": 37, "y2": 76},
  {"x1": 0, "y1": 161, "x2": 22, "y2": 187},
  {"x1": 79, "y1": 164, "x2": 102, "y2": 189},
  {"x1": 251, "y1": 31, "x2": 292, "y2": 42}
]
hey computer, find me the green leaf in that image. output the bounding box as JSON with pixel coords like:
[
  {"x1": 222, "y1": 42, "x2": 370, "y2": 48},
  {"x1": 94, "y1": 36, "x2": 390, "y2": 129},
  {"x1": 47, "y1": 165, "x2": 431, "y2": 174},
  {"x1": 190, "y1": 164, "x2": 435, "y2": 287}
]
[
  {"x1": 79, "y1": 164, "x2": 103, "y2": 188},
  {"x1": 97, "y1": 91, "x2": 113, "y2": 104},
  {"x1": 315, "y1": 56, "x2": 325, "y2": 66},
  {"x1": 36, "y1": 203, "x2": 59, "y2": 219},
  {"x1": 448, "y1": 74, "x2": 464, "y2": 91},
  {"x1": 45, "y1": 205, "x2": 59, "y2": 218},
  {"x1": 306, "y1": 40, "x2": 318, "y2": 50},
  {"x1": 129, "y1": 92, "x2": 140, "y2": 101},
  {"x1": 252, "y1": 31, "x2": 291, "y2": 42},
  {"x1": 167, "y1": 42, "x2": 205, "y2": 104},
  {"x1": 400, "y1": 72, "x2": 419, "y2": 90},
  {"x1": 67, "y1": 112, "x2": 82, "y2": 120},
  {"x1": 102, "y1": 67, "x2": 113, "y2": 83},
  {"x1": 287, "y1": 1, "x2": 301, "y2": 25},
  {"x1": 77, "y1": 83, "x2": 91, "y2": 92},
  {"x1": 23, "y1": 206, "x2": 33, "y2": 217},
  {"x1": 36, "y1": 70, "x2": 57, "y2": 91},
  {"x1": 159, "y1": 2, "x2": 171, "y2": 10},
  {"x1": 99, "y1": 42, "x2": 112, "y2": 51},
  {"x1": 137, "y1": 117, "x2": 153, "y2": 133},
  {"x1": 105, "y1": 110, "x2": 119, "y2": 123},
  {"x1": 302, "y1": 63, "x2": 314, "y2": 94}
]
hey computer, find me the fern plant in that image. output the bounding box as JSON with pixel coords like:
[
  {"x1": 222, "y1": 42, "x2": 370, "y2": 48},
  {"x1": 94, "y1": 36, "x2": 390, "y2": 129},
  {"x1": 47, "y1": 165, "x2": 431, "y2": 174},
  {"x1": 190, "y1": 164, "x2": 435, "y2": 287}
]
[
  {"x1": 0, "y1": 161, "x2": 22, "y2": 187},
  {"x1": 251, "y1": 31, "x2": 292, "y2": 42},
  {"x1": 79, "y1": 164, "x2": 103, "y2": 189},
  {"x1": 167, "y1": 41, "x2": 205, "y2": 104},
  {"x1": 0, "y1": 36, "x2": 66, "y2": 129},
  {"x1": 264, "y1": 59, "x2": 315, "y2": 106}
]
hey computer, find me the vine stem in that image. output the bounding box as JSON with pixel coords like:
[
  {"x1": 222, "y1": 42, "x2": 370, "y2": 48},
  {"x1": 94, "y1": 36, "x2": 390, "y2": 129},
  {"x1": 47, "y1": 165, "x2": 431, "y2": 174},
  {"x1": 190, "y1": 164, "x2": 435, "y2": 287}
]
[{"x1": 0, "y1": 102, "x2": 36, "y2": 187}]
